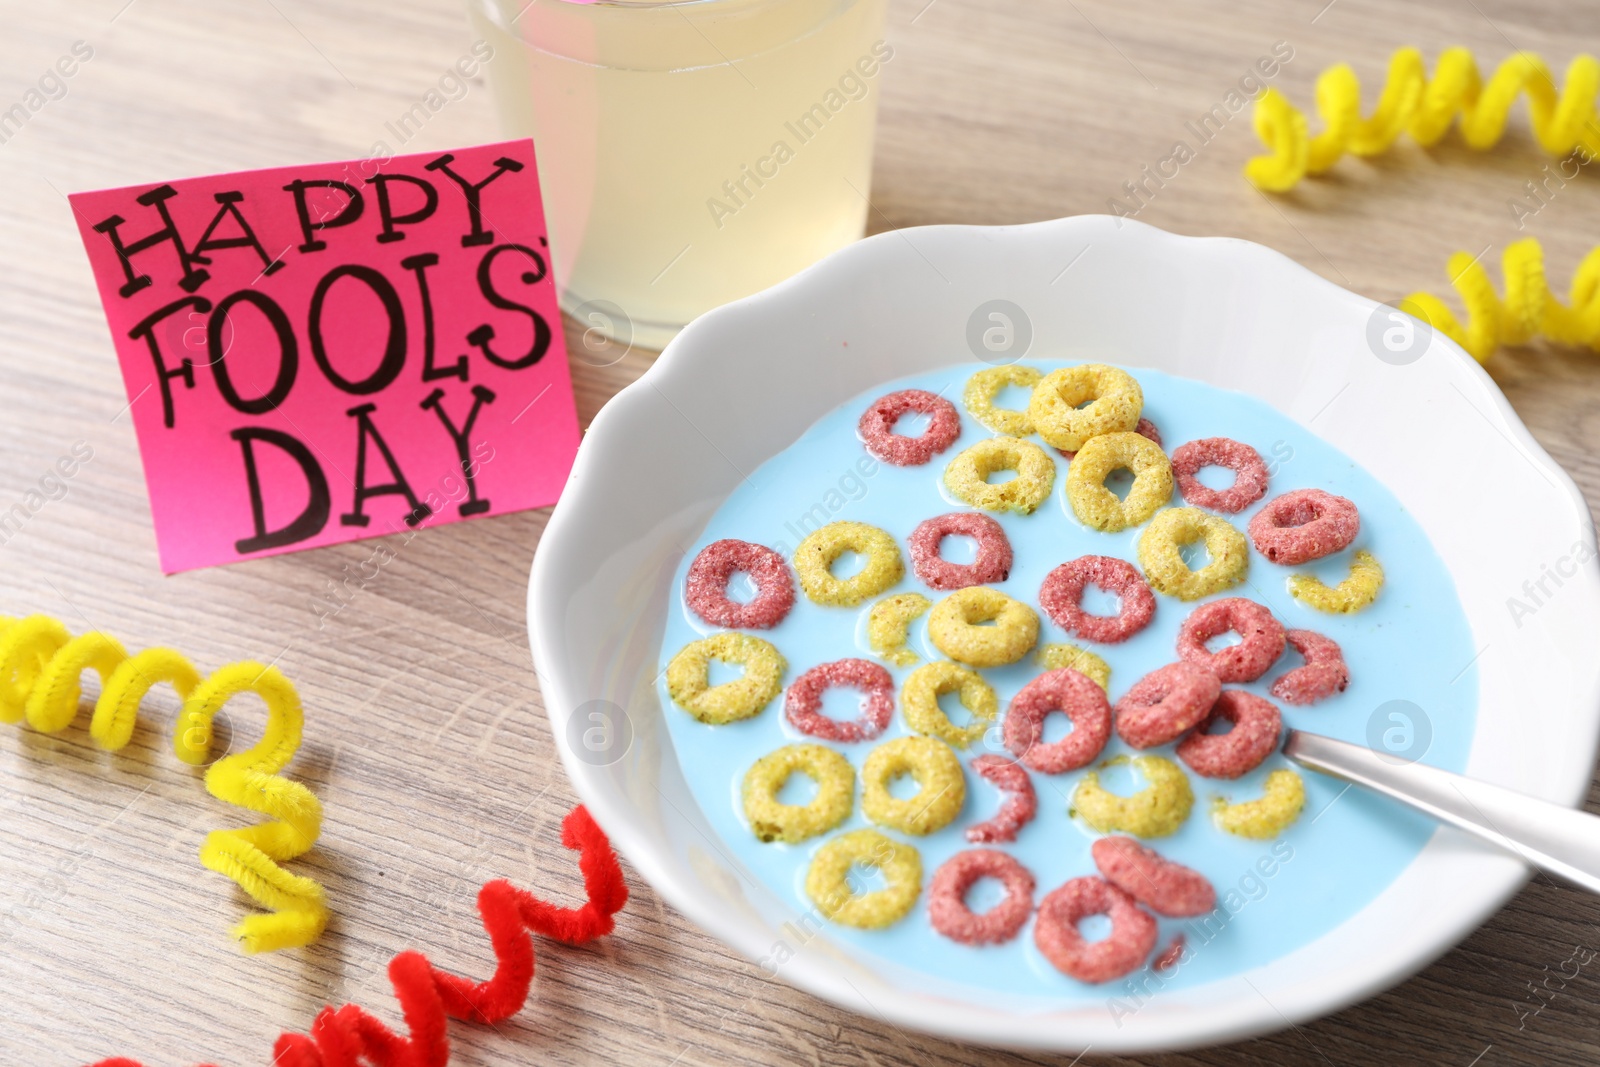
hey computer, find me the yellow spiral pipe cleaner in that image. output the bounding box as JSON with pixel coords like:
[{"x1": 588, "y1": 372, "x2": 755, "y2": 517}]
[
  {"x1": 1402, "y1": 238, "x2": 1600, "y2": 363},
  {"x1": 0, "y1": 614, "x2": 327, "y2": 952},
  {"x1": 1246, "y1": 47, "x2": 1600, "y2": 192}
]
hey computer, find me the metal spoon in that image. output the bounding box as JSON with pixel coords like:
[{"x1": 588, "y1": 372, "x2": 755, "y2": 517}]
[{"x1": 1283, "y1": 729, "x2": 1600, "y2": 895}]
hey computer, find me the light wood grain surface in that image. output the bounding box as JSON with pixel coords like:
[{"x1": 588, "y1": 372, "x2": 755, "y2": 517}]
[{"x1": 3, "y1": 0, "x2": 1599, "y2": 1064}]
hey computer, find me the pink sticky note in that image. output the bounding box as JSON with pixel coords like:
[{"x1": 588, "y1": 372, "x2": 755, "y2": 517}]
[{"x1": 71, "y1": 140, "x2": 579, "y2": 573}]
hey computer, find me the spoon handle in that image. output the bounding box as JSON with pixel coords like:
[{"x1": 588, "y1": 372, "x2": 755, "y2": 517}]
[{"x1": 1284, "y1": 729, "x2": 1600, "y2": 895}]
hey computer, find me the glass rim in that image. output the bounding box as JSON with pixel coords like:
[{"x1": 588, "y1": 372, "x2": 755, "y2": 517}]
[
  {"x1": 489, "y1": 0, "x2": 790, "y2": 15},
  {"x1": 476, "y1": 0, "x2": 873, "y2": 73}
]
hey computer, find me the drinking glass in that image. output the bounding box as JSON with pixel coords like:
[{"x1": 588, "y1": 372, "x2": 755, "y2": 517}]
[{"x1": 471, "y1": 0, "x2": 892, "y2": 350}]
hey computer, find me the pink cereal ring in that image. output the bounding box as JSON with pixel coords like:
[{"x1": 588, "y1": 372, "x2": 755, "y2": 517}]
[
  {"x1": 784, "y1": 658, "x2": 895, "y2": 743},
  {"x1": 909, "y1": 512, "x2": 1014, "y2": 591},
  {"x1": 1038, "y1": 556, "x2": 1156, "y2": 644},
  {"x1": 1271, "y1": 629, "x2": 1350, "y2": 705},
  {"x1": 1091, "y1": 836, "x2": 1217, "y2": 917},
  {"x1": 1114, "y1": 662, "x2": 1221, "y2": 749},
  {"x1": 1170, "y1": 437, "x2": 1270, "y2": 513},
  {"x1": 1060, "y1": 417, "x2": 1161, "y2": 460},
  {"x1": 1175, "y1": 597, "x2": 1286, "y2": 683},
  {"x1": 1034, "y1": 876, "x2": 1158, "y2": 983},
  {"x1": 928, "y1": 849, "x2": 1037, "y2": 946},
  {"x1": 1176, "y1": 690, "x2": 1282, "y2": 779},
  {"x1": 967, "y1": 754, "x2": 1039, "y2": 843},
  {"x1": 685, "y1": 539, "x2": 795, "y2": 629},
  {"x1": 858, "y1": 389, "x2": 961, "y2": 466},
  {"x1": 1248, "y1": 488, "x2": 1361, "y2": 565},
  {"x1": 1003, "y1": 668, "x2": 1112, "y2": 773}
]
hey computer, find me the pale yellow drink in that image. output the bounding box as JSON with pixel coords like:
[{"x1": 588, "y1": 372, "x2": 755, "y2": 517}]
[{"x1": 472, "y1": 0, "x2": 891, "y2": 349}]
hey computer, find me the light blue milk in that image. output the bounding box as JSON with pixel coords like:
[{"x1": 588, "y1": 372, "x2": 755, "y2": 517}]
[{"x1": 657, "y1": 362, "x2": 1477, "y2": 1003}]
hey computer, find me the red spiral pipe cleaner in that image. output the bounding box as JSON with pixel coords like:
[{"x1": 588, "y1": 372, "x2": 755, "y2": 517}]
[{"x1": 90, "y1": 804, "x2": 628, "y2": 1067}]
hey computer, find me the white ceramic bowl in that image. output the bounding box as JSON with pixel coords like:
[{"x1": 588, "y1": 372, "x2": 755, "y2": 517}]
[{"x1": 527, "y1": 215, "x2": 1600, "y2": 1053}]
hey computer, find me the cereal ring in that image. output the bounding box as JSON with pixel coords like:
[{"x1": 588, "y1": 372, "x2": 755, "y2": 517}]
[
  {"x1": 785, "y1": 658, "x2": 895, "y2": 743},
  {"x1": 1137, "y1": 507, "x2": 1250, "y2": 601},
  {"x1": 1091, "y1": 836, "x2": 1217, "y2": 917},
  {"x1": 867, "y1": 592, "x2": 930, "y2": 667},
  {"x1": 1038, "y1": 555, "x2": 1156, "y2": 644},
  {"x1": 1113, "y1": 662, "x2": 1221, "y2": 749},
  {"x1": 861, "y1": 736, "x2": 966, "y2": 835},
  {"x1": 1287, "y1": 550, "x2": 1384, "y2": 613},
  {"x1": 1028, "y1": 364, "x2": 1144, "y2": 453},
  {"x1": 901, "y1": 661, "x2": 998, "y2": 748},
  {"x1": 1036, "y1": 644, "x2": 1111, "y2": 691},
  {"x1": 665, "y1": 633, "x2": 786, "y2": 725},
  {"x1": 1249, "y1": 489, "x2": 1361, "y2": 564},
  {"x1": 806, "y1": 829, "x2": 922, "y2": 929},
  {"x1": 928, "y1": 849, "x2": 1036, "y2": 946},
  {"x1": 1002, "y1": 668, "x2": 1112, "y2": 774},
  {"x1": 1058, "y1": 417, "x2": 1162, "y2": 461},
  {"x1": 1153, "y1": 935, "x2": 1187, "y2": 972},
  {"x1": 1065, "y1": 432, "x2": 1174, "y2": 532},
  {"x1": 1271, "y1": 629, "x2": 1350, "y2": 705},
  {"x1": 1170, "y1": 438, "x2": 1270, "y2": 514},
  {"x1": 966, "y1": 754, "x2": 1038, "y2": 844},
  {"x1": 943, "y1": 436, "x2": 1056, "y2": 515},
  {"x1": 741, "y1": 744, "x2": 855, "y2": 843},
  {"x1": 927, "y1": 587, "x2": 1039, "y2": 668},
  {"x1": 1073, "y1": 755, "x2": 1194, "y2": 838},
  {"x1": 963, "y1": 364, "x2": 1041, "y2": 436},
  {"x1": 1176, "y1": 690, "x2": 1282, "y2": 779},
  {"x1": 1034, "y1": 876, "x2": 1158, "y2": 983},
  {"x1": 1175, "y1": 598, "x2": 1285, "y2": 683},
  {"x1": 858, "y1": 388, "x2": 961, "y2": 466},
  {"x1": 909, "y1": 512, "x2": 1014, "y2": 591},
  {"x1": 685, "y1": 539, "x2": 796, "y2": 630},
  {"x1": 793, "y1": 521, "x2": 904, "y2": 607},
  {"x1": 1213, "y1": 769, "x2": 1305, "y2": 839}
]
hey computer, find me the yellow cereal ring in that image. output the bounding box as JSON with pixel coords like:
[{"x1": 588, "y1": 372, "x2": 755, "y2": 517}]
[
  {"x1": 867, "y1": 593, "x2": 931, "y2": 667},
  {"x1": 1213, "y1": 769, "x2": 1305, "y2": 839},
  {"x1": 1072, "y1": 755, "x2": 1193, "y2": 838},
  {"x1": 805, "y1": 828, "x2": 922, "y2": 929},
  {"x1": 927, "y1": 587, "x2": 1039, "y2": 668},
  {"x1": 1028, "y1": 364, "x2": 1143, "y2": 452},
  {"x1": 943, "y1": 436, "x2": 1056, "y2": 515},
  {"x1": 665, "y1": 632, "x2": 786, "y2": 725},
  {"x1": 793, "y1": 521, "x2": 904, "y2": 607},
  {"x1": 1065, "y1": 431, "x2": 1173, "y2": 532},
  {"x1": 900, "y1": 660, "x2": 998, "y2": 747},
  {"x1": 1288, "y1": 550, "x2": 1385, "y2": 614},
  {"x1": 861, "y1": 736, "x2": 966, "y2": 835},
  {"x1": 1036, "y1": 643, "x2": 1112, "y2": 692},
  {"x1": 963, "y1": 364, "x2": 1042, "y2": 436},
  {"x1": 741, "y1": 744, "x2": 855, "y2": 844},
  {"x1": 1137, "y1": 507, "x2": 1250, "y2": 601}
]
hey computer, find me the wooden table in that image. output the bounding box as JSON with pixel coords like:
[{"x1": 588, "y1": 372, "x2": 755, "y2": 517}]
[{"x1": 3, "y1": 0, "x2": 1597, "y2": 1063}]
